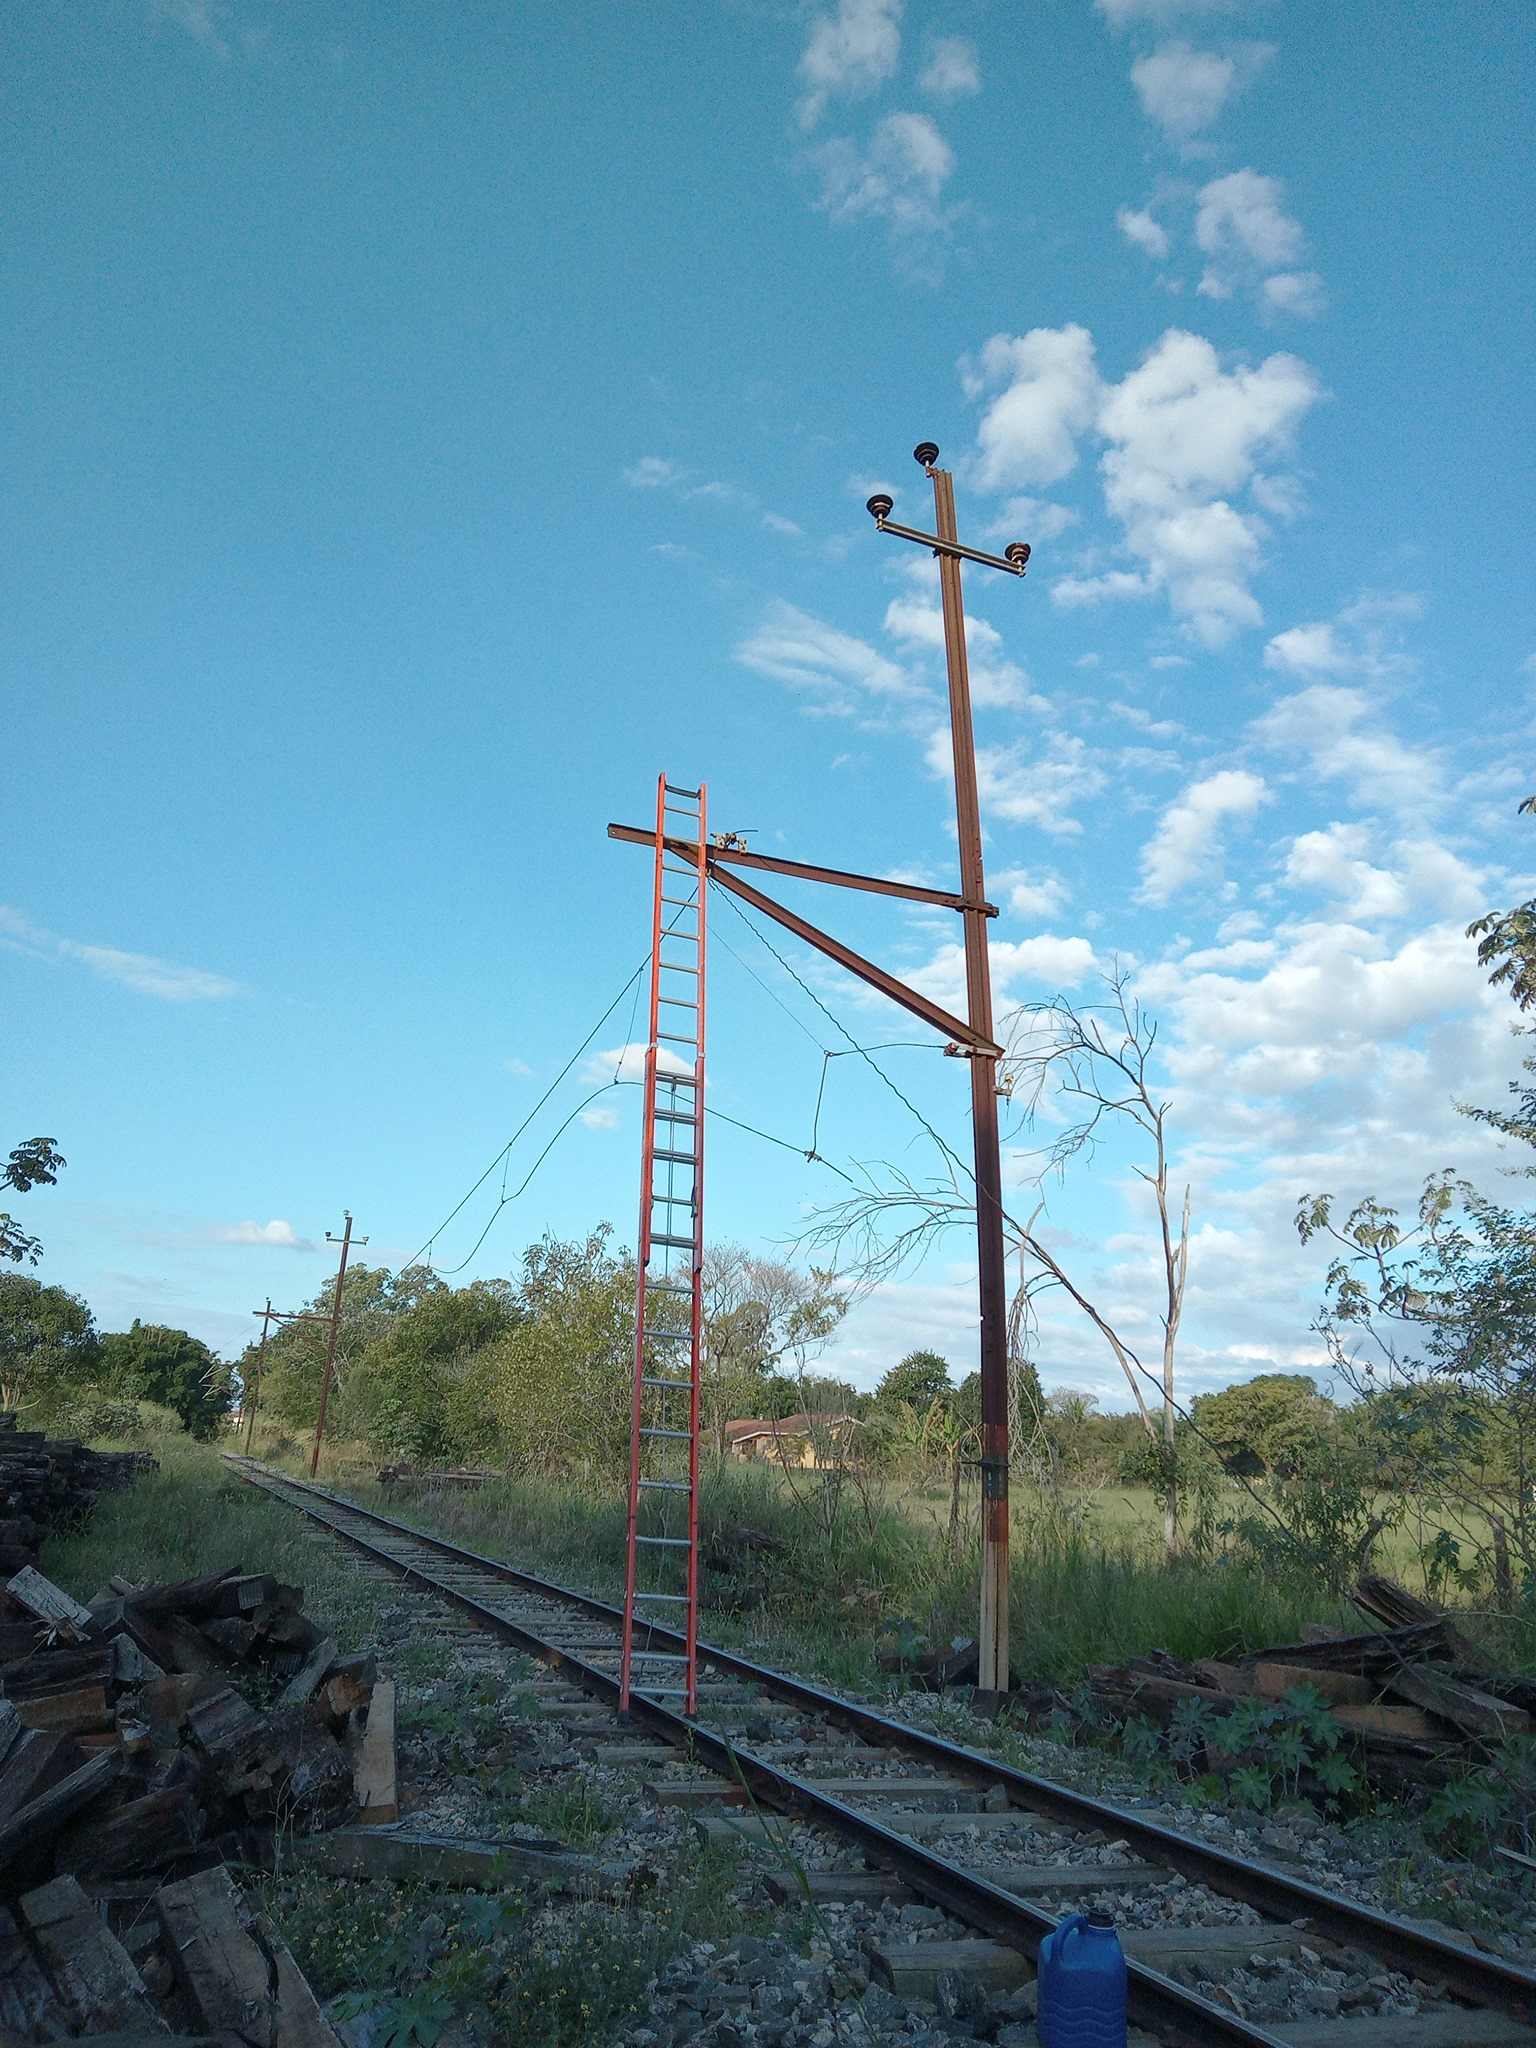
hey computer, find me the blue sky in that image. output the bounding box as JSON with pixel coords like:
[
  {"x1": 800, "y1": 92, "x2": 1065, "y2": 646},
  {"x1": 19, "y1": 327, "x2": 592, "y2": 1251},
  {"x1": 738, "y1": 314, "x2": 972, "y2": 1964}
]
[{"x1": 4, "y1": 0, "x2": 1533, "y2": 1407}]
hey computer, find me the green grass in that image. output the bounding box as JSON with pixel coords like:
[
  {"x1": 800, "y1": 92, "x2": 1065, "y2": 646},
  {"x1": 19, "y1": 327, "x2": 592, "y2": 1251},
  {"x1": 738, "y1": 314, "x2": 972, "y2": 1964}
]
[
  {"x1": 40, "y1": 1431, "x2": 395, "y2": 1654},
  {"x1": 280, "y1": 1435, "x2": 1350, "y2": 1686}
]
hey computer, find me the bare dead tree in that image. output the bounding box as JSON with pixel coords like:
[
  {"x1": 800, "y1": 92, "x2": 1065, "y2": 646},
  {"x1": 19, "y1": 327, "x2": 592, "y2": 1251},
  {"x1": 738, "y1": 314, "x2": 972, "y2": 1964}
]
[{"x1": 795, "y1": 967, "x2": 1191, "y2": 1562}]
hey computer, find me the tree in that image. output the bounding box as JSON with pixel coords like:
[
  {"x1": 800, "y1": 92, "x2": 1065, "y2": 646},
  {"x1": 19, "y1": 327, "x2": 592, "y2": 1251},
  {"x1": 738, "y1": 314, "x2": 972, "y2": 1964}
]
[
  {"x1": 98, "y1": 1321, "x2": 231, "y2": 1440},
  {"x1": 471, "y1": 1228, "x2": 638, "y2": 1481},
  {"x1": 0, "y1": 1275, "x2": 99, "y2": 1413},
  {"x1": 797, "y1": 969, "x2": 1192, "y2": 1559},
  {"x1": 874, "y1": 1350, "x2": 952, "y2": 1413},
  {"x1": 1, "y1": 1138, "x2": 65, "y2": 1267},
  {"x1": 1191, "y1": 1373, "x2": 1336, "y2": 1478},
  {"x1": 699, "y1": 1246, "x2": 847, "y2": 1454},
  {"x1": 1294, "y1": 796, "x2": 1536, "y2": 1599}
]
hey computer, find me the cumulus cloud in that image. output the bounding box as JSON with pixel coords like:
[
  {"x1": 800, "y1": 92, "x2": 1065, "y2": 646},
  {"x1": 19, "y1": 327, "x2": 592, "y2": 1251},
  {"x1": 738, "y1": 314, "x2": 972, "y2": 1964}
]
[
  {"x1": 579, "y1": 1104, "x2": 621, "y2": 1131},
  {"x1": 1139, "y1": 769, "x2": 1270, "y2": 904},
  {"x1": 882, "y1": 588, "x2": 1037, "y2": 709},
  {"x1": 986, "y1": 495, "x2": 1080, "y2": 543},
  {"x1": 810, "y1": 112, "x2": 957, "y2": 250},
  {"x1": 797, "y1": 0, "x2": 903, "y2": 127},
  {"x1": 924, "y1": 729, "x2": 1106, "y2": 836},
  {"x1": 217, "y1": 1220, "x2": 316, "y2": 1251},
  {"x1": 965, "y1": 326, "x2": 1102, "y2": 489},
  {"x1": 1096, "y1": 0, "x2": 1233, "y2": 22},
  {"x1": 1277, "y1": 824, "x2": 1485, "y2": 924},
  {"x1": 0, "y1": 907, "x2": 245, "y2": 1000},
  {"x1": 1256, "y1": 684, "x2": 1440, "y2": 813},
  {"x1": 1195, "y1": 170, "x2": 1324, "y2": 316},
  {"x1": 1095, "y1": 329, "x2": 1320, "y2": 644},
  {"x1": 1265, "y1": 594, "x2": 1420, "y2": 680},
  {"x1": 1132, "y1": 43, "x2": 1236, "y2": 142},
  {"x1": 915, "y1": 934, "x2": 1098, "y2": 1009},
  {"x1": 919, "y1": 35, "x2": 980, "y2": 99},
  {"x1": 735, "y1": 600, "x2": 920, "y2": 712},
  {"x1": 968, "y1": 324, "x2": 1319, "y2": 644},
  {"x1": 1117, "y1": 206, "x2": 1170, "y2": 259},
  {"x1": 583, "y1": 1043, "x2": 693, "y2": 1087},
  {"x1": 994, "y1": 867, "x2": 1071, "y2": 920}
]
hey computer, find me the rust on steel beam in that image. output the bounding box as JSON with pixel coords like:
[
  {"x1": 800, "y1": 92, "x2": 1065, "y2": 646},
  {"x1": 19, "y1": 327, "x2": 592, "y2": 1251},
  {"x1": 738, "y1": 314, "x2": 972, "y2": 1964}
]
[
  {"x1": 703, "y1": 861, "x2": 1002, "y2": 1058},
  {"x1": 608, "y1": 822, "x2": 997, "y2": 917}
]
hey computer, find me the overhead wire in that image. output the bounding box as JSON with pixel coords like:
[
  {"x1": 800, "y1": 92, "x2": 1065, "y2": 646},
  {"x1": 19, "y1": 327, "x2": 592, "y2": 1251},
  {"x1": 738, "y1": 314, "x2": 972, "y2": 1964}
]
[{"x1": 406, "y1": 955, "x2": 649, "y2": 1272}]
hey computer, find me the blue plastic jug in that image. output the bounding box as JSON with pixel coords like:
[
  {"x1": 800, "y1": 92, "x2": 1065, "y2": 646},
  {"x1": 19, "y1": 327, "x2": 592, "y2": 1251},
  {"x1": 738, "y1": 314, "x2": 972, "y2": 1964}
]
[{"x1": 1036, "y1": 1910, "x2": 1128, "y2": 2048}]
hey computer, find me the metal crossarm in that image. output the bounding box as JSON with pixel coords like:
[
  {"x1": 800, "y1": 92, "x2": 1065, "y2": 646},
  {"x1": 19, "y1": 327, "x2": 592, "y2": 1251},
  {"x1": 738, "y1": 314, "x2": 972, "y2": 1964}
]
[{"x1": 621, "y1": 772, "x2": 706, "y2": 1716}]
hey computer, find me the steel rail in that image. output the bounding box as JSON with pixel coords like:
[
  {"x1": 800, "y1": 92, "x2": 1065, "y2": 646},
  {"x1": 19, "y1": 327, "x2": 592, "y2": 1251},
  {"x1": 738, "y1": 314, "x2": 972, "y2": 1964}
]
[{"x1": 225, "y1": 1456, "x2": 1536, "y2": 2036}]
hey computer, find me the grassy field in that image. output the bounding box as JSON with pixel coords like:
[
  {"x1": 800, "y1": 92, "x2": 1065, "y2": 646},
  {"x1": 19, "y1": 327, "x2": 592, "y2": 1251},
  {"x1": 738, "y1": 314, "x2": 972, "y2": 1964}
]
[{"x1": 269, "y1": 1432, "x2": 1358, "y2": 1687}]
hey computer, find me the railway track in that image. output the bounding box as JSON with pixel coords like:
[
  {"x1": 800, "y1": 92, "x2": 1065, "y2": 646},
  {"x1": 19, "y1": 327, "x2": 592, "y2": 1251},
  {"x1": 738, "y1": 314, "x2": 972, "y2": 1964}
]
[{"x1": 225, "y1": 1455, "x2": 1536, "y2": 2048}]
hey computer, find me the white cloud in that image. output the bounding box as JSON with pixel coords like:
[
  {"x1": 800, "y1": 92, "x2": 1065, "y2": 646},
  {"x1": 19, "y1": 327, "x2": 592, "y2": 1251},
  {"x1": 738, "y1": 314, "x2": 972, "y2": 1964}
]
[
  {"x1": 920, "y1": 35, "x2": 980, "y2": 100},
  {"x1": 811, "y1": 112, "x2": 957, "y2": 249},
  {"x1": 0, "y1": 906, "x2": 246, "y2": 1000},
  {"x1": 1261, "y1": 270, "x2": 1327, "y2": 319},
  {"x1": 583, "y1": 1043, "x2": 693, "y2": 1087},
  {"x1": 504, "y1": 1056, "x2": 535, "y2": 1078},
  {"x1": 1264, "y1": 621, "x2": 1353, "y2": 676},
  {"x1": 580, "y1": 1105, "x2": 621, "y2": 1131},
  {"x1": 926, "y1": 728, "x2": 1106, "y2": 836},
  {"x1": 1265, "y1": 593, "x2": 1420, "y2": 680},
  {"x1": 986, "y1": 495, "x2": 1079, "y2": 543},
  {"x1": 1195, "y1": 170, "x2": 1324, "y2": 316},
  {"x1": 914, "y1": 934, "x2": 1098, "y2": 1009},
  {"x1": 994, "y1": 867, "x2": 1071, "y2": 920},
  {"x1": 1117, "y1": 206, "x2": 1170, "y2": 260},
  {"x1": 625, "y1": 456, "x2": 683, "y2": 489},
  {"x1": 967, "y1": 324, "x2": 1319, "y2": 644},
  {"x1": 882, "y1": 591, "x2": 1037, "y2": 709},
  {"x1": 1138, "y1": 768, "x2": 1270, "y2": 904},
  {"x1": 966, "y1": 326, "x2": 1102, "y2": 489},
  {"x1": 1281, "y1": 824, "x2": 1428, "y2": 922},
  {"x1": 1096, "y1": 329, "x2": 1320, "y2": 644},
  {"x1": 798, "y1": 0, "x2": 903, "y2": 126},
  {"x1": 1255, "y1": 684, "x2": 1439, "y2": 813},
  {"x1": 1132, "y1": 43, "x2": 1236, "y2": 142},
  {"x1": 1096, "y1": 0, "x2": 1232, "y2": 22},
  {"x1": 735, "y1": 600, "x2": 920, "y2": 711},
  {"x1": 217, "y1": 1219, "x2": 315, "y2": 1251}
]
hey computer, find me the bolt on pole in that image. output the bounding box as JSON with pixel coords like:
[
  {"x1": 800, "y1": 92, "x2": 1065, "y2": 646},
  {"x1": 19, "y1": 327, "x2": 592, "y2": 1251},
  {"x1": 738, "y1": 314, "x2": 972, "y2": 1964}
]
[{"x1": 310, "y1": 1212, "x2": 367, "y2": 1478}]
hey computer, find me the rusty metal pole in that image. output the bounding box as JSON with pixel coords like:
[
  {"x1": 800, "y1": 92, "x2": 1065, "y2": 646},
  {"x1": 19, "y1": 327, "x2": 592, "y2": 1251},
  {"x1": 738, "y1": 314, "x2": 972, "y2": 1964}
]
[
  {"x1": 924, "y1": 448, "x2": 1011, "y2": 1695},
  {"x1": 310, "y1": 1213, "x2": 362, "y2": 1479},
  {"x1": 243, "y1": 1300, "x2": 273, "y2": 1455}
]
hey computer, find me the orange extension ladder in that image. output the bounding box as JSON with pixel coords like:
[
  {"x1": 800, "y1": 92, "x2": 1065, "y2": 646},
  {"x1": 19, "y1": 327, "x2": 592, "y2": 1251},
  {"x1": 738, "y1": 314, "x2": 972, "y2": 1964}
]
[{"x1": 620, "y1": 776, "x2": 706, "y2": 1715}]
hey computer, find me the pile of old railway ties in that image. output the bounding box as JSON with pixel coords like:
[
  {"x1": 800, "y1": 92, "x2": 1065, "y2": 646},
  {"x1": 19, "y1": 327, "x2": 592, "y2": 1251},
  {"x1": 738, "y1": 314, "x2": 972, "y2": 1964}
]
[
  {"x1": 1056, "y1": 1573, "x2": 1536, "y2": 1800},
  {"x1": 0, "y1": 1540, "x2": 397, "y2": 2037}
]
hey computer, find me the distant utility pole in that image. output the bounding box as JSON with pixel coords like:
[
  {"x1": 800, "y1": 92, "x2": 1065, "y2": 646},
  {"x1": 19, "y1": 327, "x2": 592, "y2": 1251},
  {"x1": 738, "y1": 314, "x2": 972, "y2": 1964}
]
[
  {"x1": 242, "y1": 1299, "x2": 274, "y2": 1453},
  {"x1": 611, "y1": 442, "x2": 1029, "y2": 1695},
  {"x1": 311, "y1": 1212, "x2": 366, "y2": 1477}
]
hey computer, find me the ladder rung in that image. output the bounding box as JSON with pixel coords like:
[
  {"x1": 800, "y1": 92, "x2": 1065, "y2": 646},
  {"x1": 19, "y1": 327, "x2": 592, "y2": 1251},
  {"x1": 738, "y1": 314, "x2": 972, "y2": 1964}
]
[
  {"x1": 646, "y1": 1282, "x2": 692, "y2": 1296},
  {"x1": 660, "y1": 893, "x2": 697, "y2": 908},
  {"x1": 626, "y1": 1652, "x2": 689, "y2": 1664},
  {"x1": 631, "y1": 1686, "x2": 691, "y2": 1697},
  {"x1": 640, "y1": 1426, "x2": 692, "y2": 1440},
  {"x1": 654, "y1": 1109, "x2": 697, "y2": 1124},
  {"x1": 639, "y1": 1479, "x2": 692, "y2": 1492},
  {"x1": 636, "y1": 1535, "x2": 692, "y2": 1547},
  {"x1": 652, "y1": 1149, "x2": 697, "y2": 1167},
  {"x1": 658, "y1": 995, "x2": 699, "y2": 1010},
  {"x1": 656, "y1": 1033, "x2": 698, "y2": 1048},
  {"x1": 651, "y1": 1232, "x2": 696, "y2": 1250},
  {"x1": 658, "y1": 960, "x2": 699, "y2": 975},
  {"x1": 633, "y1": 1592, "x2": 692, "y2": 1605},
  {"x1": 665, "y1": 782, "x2": 701, "y2": 797}
]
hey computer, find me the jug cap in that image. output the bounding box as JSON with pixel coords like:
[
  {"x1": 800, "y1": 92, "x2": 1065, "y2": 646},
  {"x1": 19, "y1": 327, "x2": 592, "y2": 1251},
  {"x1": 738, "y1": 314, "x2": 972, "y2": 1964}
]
[{"x1": 1087, "y1": 1911, "x2": 1115, "y2": 1929}]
